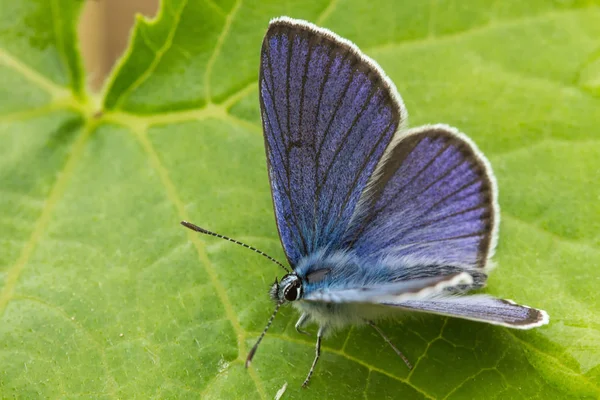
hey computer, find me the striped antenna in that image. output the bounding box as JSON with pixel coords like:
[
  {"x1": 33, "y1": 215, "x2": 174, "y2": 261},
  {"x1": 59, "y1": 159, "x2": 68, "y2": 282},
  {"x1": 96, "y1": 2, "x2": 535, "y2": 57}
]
[
  {"x1": 245, "y1": 300, "x2": 283, "y2": 367},
  {"x1": 180, "y1": 221, "x2": 291, "y2": 273}
]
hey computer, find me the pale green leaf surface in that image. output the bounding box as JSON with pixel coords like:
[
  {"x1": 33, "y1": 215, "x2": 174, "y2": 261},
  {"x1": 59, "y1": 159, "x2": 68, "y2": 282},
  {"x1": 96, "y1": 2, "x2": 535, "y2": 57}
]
[{"x1": 1, "y1": 0, "x2": 600, "y2": 398}]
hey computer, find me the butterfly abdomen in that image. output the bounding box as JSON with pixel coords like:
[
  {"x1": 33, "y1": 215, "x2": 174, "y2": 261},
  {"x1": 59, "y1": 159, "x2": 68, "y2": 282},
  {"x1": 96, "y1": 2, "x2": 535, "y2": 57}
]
[{"x1": 293, "y1": 300, "x2": 395, "y2": 332}]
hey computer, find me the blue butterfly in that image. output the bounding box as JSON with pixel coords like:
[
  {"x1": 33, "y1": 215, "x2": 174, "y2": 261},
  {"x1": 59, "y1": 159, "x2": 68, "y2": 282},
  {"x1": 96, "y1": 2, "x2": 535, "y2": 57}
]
[{"x1": 183, "y1": 16, "x2": 549, "y2": 387}]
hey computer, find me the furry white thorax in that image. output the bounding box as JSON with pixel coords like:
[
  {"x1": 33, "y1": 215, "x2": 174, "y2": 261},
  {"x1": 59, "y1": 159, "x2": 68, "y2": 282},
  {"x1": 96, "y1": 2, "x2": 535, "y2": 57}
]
[
  {"x1": 290, "y1": 250, "x2": 400, "y2": 332},
  {"x1": 292, "y1": 301, "x2": 398, "y2": 333}
]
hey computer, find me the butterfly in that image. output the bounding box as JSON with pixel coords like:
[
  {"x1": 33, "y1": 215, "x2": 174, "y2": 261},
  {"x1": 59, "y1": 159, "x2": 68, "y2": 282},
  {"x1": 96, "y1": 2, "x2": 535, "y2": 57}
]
[{"x1": 182, "y1": 16, "x2": 549, "y2": 387}]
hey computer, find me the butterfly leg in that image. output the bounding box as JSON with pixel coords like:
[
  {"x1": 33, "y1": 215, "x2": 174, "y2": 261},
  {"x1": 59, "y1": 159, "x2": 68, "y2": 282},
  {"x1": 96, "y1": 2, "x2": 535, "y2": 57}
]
[
  {"x1": 295, "y1": 313, "x2": 310, "y2": 335},
  {"x1": 302, "y1": 325, "x2": 326, "y2": 388},
  {"x1": 367, "y1": 321, "x2": 412, "y2": 370}
]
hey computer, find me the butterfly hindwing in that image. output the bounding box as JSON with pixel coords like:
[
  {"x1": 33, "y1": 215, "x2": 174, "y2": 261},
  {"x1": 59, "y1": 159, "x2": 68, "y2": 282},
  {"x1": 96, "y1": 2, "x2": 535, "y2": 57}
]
[
  {"x1": 260, "y1": 17, "x2": 406, "y2": 266},
  {"x1": 387, "y1": 295, "x2": 549, "y2": 329},
  {"x1": 304, "y1": 272, "x2": 473, "y2": 304},
  {"x1": 343, "y1": 125, "x2": 498, "y2": 284}
]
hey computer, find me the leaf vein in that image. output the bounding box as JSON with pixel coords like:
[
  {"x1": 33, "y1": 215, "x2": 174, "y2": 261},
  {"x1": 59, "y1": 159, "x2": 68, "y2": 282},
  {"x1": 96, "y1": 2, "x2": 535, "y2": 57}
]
[
  {"x1": 0, "y1": 48, "x2": 70, "y2": 99},
  {"x1": 111, "y1": 0, "x2": 189, "y2": 110},
  {"x1": 368, "y1": 7, "x2": 600, "y2": 55},
  {"x1": 316, "y1": 0, "x2": 339, "y2": 25},
  {"x1": 11, "y1": 295, "x2": 118, "y2": 397},
  {"x1": 131, "y1": 127, "x2": 267, "y2": 400},
  {"x1": 0, "y1": 102, "x2": 78, "y2": 125},
  {"x1": 502, "y1": 213, "x2": 600, "y2": 253},
  {"x1": 407, "y1": 318, "x2": 449, "y2": 381},
  {"x1": 252, "y1": 332, "x2": 436, "y2": 399},
  {"x1": 0, "y1": 122, "x2": 91, "y2": 318},
  {"x1": 204, "y1": 0, "x2": 243, "y2": 102},
  {"x1": 442, "y1": 350, "x2": 508, "y2": 399},
  {"x1": 507, "y1": 330, "x2": 600, "y2": 394},
  {"x1": 203, "y1": 0, "x2": 226, "y2": 17}
]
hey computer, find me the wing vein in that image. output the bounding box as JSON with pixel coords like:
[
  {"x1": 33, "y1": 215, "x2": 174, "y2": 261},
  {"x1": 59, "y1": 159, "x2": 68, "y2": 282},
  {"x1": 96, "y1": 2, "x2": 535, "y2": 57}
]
[
  {"x1": 311, "y1": 43, "x2": 336, "y2": 245},
  {"x1": 262, "y1": 99, "x2": 309, "y2": 255},
  {"x1": 319, "y1": 84, "x2": 379, "y2": 233},
  {"x1": 315, "y1": 51, "x2": 354, "y2": 176},
  {"x1": 334, "y1": 120, "x2": 395, "y2": 241},
  {"x1": 408, "y1": 204, "x2": 489, "y2": 232},
  {"x1": 285, "y1": 31, "x2": 292, "y2": 145},
  {"x1": 372, "y1": 142, "x2": 453, "y2": 217},
  {"x1": 264, "y1": 42, "x2": 310, "y2": 255}
]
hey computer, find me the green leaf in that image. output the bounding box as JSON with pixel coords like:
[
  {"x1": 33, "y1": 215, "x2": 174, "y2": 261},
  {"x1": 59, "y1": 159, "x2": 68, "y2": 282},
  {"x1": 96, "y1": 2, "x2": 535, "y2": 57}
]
[{"x1": 1, "y1": 0, "x2": 599, "y2": 398}]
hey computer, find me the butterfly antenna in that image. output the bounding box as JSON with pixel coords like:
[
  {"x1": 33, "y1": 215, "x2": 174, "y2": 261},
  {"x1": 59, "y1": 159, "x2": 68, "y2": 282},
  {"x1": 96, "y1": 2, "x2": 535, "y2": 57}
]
[
  {"x1": 245, "y1": 301, "x2": 283, "y2": 367},
  {"x1": 180, "y1": 221, "x2": 291, "y2": 273}
]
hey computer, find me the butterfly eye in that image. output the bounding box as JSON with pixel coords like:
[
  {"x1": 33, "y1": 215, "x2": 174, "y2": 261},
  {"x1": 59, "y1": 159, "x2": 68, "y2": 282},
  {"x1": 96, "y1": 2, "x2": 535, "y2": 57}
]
[{"x1": 284, "y1": 280, "x2": 302, "y2": 301}]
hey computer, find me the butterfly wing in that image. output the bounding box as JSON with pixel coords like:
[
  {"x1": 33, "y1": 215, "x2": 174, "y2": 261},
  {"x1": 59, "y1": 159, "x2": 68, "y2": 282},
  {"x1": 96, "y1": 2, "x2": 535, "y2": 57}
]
[
  {"x1": 330, "y1": 125, "x2": 548, "y2": 328},
  {"x1": 386, "y1": 295, "x2": 549, "y2": 329},
  {"x1": 259, "y1": 17, "x2": 406, "y2": 266},
  {"x1": 304, "y1": 272, "x2": 473, "y2": 304},
  {"x1": 342, "y1": 124, "x2": 498, "y2": 286},
  {"x1": 302, "y1": 268, "x2": 548, "y2": 329}
]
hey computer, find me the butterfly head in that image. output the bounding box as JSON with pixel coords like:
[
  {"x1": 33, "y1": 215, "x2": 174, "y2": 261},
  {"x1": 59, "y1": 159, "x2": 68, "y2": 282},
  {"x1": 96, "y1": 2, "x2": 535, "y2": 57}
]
[{"x1": 270, "y1": 274, "x2": 303, "y2": 303}]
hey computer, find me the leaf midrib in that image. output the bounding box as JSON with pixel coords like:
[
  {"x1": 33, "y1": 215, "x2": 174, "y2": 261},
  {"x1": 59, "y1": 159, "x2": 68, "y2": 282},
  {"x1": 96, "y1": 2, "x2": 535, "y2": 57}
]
[{"x1": 0, "y1": 123, "x2": 92, "y2": 319}]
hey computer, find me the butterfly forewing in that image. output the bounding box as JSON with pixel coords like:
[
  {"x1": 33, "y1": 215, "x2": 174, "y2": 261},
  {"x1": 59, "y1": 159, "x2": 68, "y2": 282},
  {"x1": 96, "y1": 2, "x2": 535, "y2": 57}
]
[
  {"x1": 388, "y1": 296, "x2": 549, "y2": 329},
  {"x1": 259, "y1": 17, "x2": 405, "y2": 266},
  {"x1": 344, "y1": 125, "x2": 498, "y2": 278}
]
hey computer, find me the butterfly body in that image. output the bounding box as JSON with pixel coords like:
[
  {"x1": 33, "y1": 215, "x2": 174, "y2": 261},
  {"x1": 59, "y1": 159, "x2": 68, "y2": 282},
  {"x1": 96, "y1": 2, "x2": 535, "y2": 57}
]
[
  {"x1": 273, "y1": 249, "x2": 484, "y2": 332},
  {"x1": 294, "y1": 296, "x2": 395, "y2": 332},
  {"x1": 285, "y1": 250, "x2": 415, "y2": 330}
]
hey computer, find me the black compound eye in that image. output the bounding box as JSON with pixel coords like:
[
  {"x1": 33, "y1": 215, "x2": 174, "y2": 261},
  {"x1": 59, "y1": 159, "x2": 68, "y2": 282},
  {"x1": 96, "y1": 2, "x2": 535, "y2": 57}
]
[
  {"x1": 284, "y1": 281, "x2": 301, "y2": 301},
  {"x1": 284, "y1": 288, "x2": 297, "y2": 301}
]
